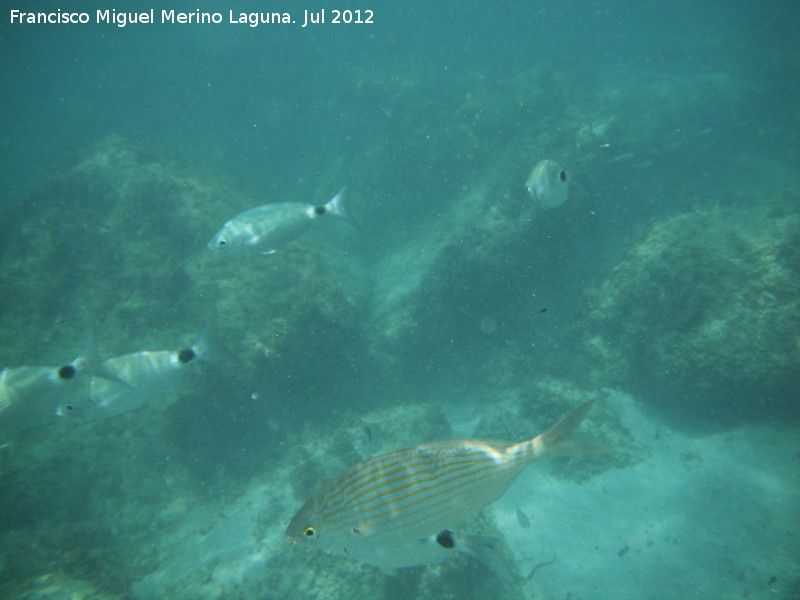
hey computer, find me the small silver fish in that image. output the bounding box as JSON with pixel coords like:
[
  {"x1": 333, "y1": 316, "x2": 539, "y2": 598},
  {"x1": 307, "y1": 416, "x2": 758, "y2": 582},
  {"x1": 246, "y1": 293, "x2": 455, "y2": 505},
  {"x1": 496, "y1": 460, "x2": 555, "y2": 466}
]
[
  {"x1": 208, "y1": 188, "x2": 349, "y2": 256},
  {"x1": 525, "y1": 159, "x2": 569, "y2": 208},
  {"x1": 58, "y1": 327, "x2": 213, "y2": 421},
  {"x1": 286, "y1": 401, "x2": 603, "y2": 568},
  {"x1": 0, "y1": 333, "x2": 124, "y2": 442},
  {"x1": 350, "y1": 420, "x2": 382, "y2": 459}
]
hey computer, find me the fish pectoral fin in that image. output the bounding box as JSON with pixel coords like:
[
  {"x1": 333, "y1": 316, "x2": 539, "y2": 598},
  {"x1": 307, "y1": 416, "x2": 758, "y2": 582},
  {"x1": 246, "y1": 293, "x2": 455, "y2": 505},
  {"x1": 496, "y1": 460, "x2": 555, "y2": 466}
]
[
  {"x1": 351, "y1": 522, "x2": 376, "y2": 537},
  {"x1": 93, "y1": 367, "x2": 132, "y2": 390},
  {"x1": 456, "y1": 533, "x2": 499, "y2": 551}
]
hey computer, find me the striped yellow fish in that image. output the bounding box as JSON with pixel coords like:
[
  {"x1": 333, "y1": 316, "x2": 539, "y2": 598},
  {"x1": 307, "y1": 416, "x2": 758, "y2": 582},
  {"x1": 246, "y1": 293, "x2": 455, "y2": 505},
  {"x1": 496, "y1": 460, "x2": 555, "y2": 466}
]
[{"x1": 286, "y1": 400, "x2": 600, "y2": 559}]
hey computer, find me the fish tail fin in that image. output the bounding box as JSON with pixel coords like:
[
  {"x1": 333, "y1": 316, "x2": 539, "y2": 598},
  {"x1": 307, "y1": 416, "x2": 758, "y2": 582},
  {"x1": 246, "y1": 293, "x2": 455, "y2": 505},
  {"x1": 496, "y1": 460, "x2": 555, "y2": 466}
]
[
  {"x1": 192, "y1": 311, "x2": 220, "y2": 362},
  {"x1": 323, "y1": 187, "x2": 362, "y2": 230},
  {"x1": 538, "y1": 399, "x2": 595, "y2": 452},
  {"x1": 323, "y1": 187, "x2": 347, "y2": 218},
  {"x1": 512, "y1": 400, "x2": 611, "y2": 459},
  {"x1": 73, "y1": 326, "x2": 130, "y2": 389}
]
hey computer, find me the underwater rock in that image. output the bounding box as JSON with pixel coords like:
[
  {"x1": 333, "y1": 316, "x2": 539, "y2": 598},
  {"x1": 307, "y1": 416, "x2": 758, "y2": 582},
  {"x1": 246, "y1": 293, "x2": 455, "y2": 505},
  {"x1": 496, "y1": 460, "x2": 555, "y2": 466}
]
[
  {"x1": 3, "y1": 571, "x2": 123, "y2": 600},
  {"x1": 0, "y1": 135, "x2": 214, "y2": 354},
  {"x1": 0, "y1": 135, "x2": 372, "y2": 428},
  {"x1": 367, "y1": 180, "x2": 543, "y2": 390},
  {"x1": 579, "y1": 201, "x2": 800, "y2": 424}
]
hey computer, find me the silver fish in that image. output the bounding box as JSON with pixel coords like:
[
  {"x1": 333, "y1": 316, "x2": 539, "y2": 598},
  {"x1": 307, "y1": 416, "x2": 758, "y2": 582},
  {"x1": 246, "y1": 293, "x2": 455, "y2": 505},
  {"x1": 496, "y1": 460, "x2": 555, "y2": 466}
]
[
  {"x1": 350, "y1": 420, "x2": 382, "y2": 459},
  {"x1": 525, "y1": 159, "x2": 569, "y2": 208},
  {"x1": 286, "y1": 400, "x2": 601, "y2": 564},
  {"x1": 208, "y1": 188, "x2": 348, "y2": 256},
  {"x1": 0, "y1": 333, "x2": 124, "y2": 442},
  {"x1": 58, "y1": 328, "x2": 213, "y2": 421}
]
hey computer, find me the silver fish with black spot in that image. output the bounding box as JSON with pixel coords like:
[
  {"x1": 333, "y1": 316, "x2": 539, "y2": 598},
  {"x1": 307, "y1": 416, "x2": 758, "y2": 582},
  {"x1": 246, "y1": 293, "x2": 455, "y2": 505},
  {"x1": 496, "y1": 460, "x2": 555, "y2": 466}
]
[
  {"x1": 58, "y1": 325, "x2": 214, "y2": 421},
  {"x1": 208, "y1": 188, "x2": 349, "y2": 256},
  {"x1": 525, "y1": 159, "x2": 569, "y2": 208},
  {"x1": 0, "y1": 332, "x2": 124, "y2": 442}
]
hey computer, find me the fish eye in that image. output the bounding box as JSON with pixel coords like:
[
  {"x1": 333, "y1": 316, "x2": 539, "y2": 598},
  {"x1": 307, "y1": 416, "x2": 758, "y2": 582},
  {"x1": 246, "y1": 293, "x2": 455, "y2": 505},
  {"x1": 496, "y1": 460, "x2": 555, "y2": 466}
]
[
  {"x1": 314, "y1": 206, "x2": 326, "y2": 215},
  {"x1": 178, "y1": 348, "x2": 196, "y2": 364},
  {"x1": 64, "y1": 403, "x2": 76, "y2": 412},
  {"x1": 303, "y1": 526, "x2": 317, "y2": 539},
  {"x1": 218, "y1": 239, "x2": 227, "y2": 246},
  {"x1": 58, "y1": 365, "x2": 76, "y2": 379},
  {"x1": 559, "y1": 170, "x2": 567, "y2": 182}
]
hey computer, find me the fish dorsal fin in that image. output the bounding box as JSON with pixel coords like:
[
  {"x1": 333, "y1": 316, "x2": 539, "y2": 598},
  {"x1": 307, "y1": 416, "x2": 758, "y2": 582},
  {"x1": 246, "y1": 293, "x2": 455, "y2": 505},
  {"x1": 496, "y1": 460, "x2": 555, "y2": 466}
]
[{"x1": 74, "y1": 327, "x2": 130, "y2": 389}]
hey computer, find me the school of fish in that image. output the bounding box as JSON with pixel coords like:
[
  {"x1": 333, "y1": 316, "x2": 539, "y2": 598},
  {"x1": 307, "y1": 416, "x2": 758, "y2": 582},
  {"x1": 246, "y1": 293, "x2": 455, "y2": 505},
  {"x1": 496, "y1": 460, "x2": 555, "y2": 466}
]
[{"x1": 2, "y1": 177, "x2": 604, "y2": 581}]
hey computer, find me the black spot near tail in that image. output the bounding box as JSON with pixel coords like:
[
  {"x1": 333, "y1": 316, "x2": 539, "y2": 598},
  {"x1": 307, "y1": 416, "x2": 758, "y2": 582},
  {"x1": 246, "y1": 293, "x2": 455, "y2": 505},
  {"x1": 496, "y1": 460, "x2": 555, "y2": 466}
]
[
  {"x1": 58, "y1": 365, "x2": 76, "y2": 379},
  {"x1": 436, "y1": 530, "x2": 456, "y2": 549}
]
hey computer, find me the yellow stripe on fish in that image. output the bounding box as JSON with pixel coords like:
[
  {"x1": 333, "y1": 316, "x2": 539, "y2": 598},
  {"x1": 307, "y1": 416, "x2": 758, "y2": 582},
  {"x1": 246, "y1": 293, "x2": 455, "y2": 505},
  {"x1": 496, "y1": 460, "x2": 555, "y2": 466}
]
[{"x1": 286, "y1": 400, "x2": 601, "y2": 556}]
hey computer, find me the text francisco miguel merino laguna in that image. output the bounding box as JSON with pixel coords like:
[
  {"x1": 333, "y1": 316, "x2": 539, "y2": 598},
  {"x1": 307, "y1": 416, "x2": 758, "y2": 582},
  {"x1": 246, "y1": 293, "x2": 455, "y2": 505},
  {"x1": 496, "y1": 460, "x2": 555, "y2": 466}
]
[{"x1": 8, "y1": 9, "x2": 375, "y2": 28}]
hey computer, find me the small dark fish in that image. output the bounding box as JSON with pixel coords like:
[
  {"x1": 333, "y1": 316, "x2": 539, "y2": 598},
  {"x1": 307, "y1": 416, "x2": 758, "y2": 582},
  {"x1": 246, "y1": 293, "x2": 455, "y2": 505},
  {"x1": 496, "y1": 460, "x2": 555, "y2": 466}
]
[
  {"x1": 515, "y1": 507, "x2": 531, "y2": 529},
  {"x1": 617, "y1": 545, "x2": 629, "y2": 557},
  {"x1": 539, "y1": 308, "x2": 548, "y2": 314}
]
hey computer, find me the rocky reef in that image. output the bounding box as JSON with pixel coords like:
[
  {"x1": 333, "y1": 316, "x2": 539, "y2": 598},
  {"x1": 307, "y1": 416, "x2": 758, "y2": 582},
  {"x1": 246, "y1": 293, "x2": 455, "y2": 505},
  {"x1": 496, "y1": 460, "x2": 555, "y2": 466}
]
[
  {"x1": 0, "y1": 135, "x2": 371, "y2": 424},
  {"x1": 580, "y1": 197, "x2": 800, "y2": 425},
  {"x1": 1, "y1": 50, "x2": 797, "y2": 599}
]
